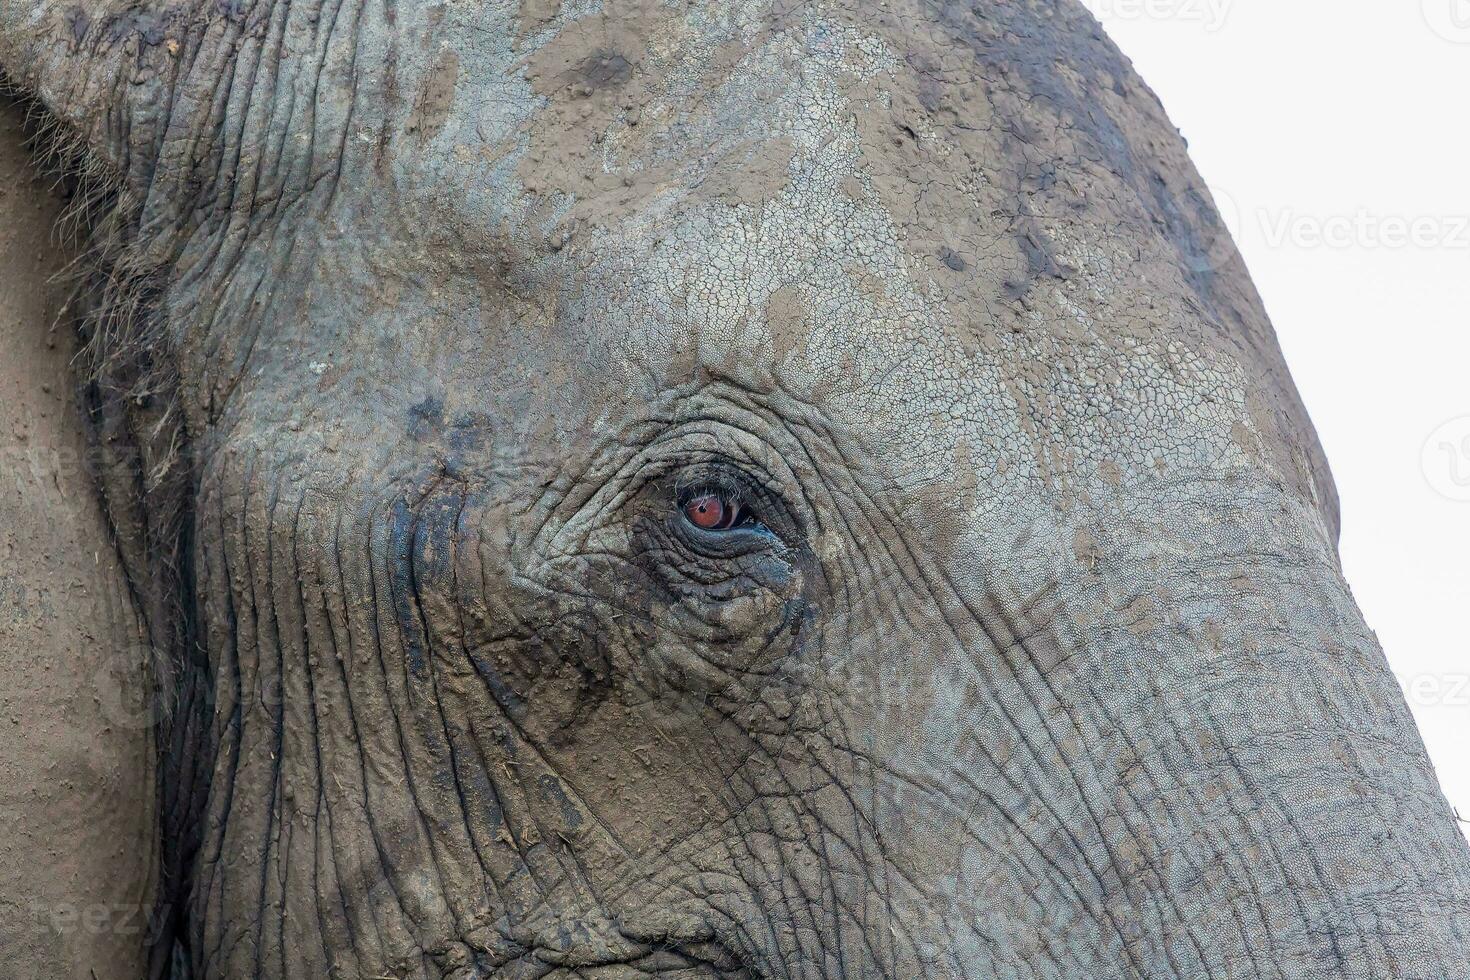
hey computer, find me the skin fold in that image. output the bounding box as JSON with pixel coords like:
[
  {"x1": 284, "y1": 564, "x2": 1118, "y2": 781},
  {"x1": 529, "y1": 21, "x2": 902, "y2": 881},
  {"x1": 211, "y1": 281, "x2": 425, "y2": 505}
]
[{"x1": 2, "y1": 0, "x2": 1468, "y2": 977}]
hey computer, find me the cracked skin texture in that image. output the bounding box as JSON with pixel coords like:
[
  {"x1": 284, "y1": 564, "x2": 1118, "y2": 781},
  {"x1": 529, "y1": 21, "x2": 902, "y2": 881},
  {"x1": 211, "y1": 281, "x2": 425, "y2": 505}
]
[{"x1": 1, "y1": 0, "x2": 1468, "y2": 978}]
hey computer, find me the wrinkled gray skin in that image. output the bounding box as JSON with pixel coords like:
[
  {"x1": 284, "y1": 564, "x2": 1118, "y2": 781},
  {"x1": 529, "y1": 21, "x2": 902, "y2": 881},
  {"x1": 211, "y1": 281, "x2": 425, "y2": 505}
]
[{"x1": 3, "y1": 0, "x2": 1469, "y2": 977}]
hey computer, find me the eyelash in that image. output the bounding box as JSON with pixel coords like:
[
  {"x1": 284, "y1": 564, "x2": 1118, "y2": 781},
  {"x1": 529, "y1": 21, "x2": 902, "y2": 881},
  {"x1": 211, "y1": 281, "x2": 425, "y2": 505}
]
[
  {"x1": 679, "y1": 486, "x2": 754, "y2": 532},
  {"x1": 643, "y1": 446, "x2": 798, "y2": 553},
  {"x1": 667, "y1": 466, "x2": 779, "y2": 539}
]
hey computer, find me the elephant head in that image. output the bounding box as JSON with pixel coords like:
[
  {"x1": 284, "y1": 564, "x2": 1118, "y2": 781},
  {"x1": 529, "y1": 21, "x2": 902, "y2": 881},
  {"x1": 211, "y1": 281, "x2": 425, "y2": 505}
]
[{"x1": 4, "y1": 0, "x2": 1468, "y2": 976}]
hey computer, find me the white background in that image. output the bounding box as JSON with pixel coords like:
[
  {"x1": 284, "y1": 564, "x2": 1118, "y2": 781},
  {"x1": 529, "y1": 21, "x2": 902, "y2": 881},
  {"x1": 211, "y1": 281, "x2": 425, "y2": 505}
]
[{"x1": 1077, "y1": 0, "x2": 1470, "y2": 837}]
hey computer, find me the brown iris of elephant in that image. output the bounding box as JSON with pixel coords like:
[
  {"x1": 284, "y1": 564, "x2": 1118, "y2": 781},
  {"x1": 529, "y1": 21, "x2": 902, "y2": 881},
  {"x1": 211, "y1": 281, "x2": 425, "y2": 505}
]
[{"x1": 1, "y1": 0, "x2": 1467, "y2": 977}]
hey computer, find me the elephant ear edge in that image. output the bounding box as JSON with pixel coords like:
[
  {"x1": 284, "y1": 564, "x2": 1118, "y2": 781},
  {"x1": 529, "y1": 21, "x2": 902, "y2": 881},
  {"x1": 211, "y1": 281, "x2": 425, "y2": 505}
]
[
  {"x1": 0, "y1": 1, "x2": 190, "y2": 183},
  {"x1": 3, "y1": 7, "x2": 213, "y2": 978},
  {"x1": 0, "y1": 0, "x2": 196, "y2": 698},
  {"x1": 0, "y1": 0, "x2": 216, "y2": 661}
]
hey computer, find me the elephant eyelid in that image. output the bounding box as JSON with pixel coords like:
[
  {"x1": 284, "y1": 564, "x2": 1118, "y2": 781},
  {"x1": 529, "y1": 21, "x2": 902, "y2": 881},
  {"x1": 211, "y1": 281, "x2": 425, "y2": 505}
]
[
  {"x1": 664, "y1": 464, "x2": 791, "y2": 550},
  {"x1": 679, "y1": 487, "x2": 758, "y2": 532}
]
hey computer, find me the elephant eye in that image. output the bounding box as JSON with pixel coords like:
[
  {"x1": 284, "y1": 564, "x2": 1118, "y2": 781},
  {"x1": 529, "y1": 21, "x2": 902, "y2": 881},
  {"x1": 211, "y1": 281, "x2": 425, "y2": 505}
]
[{"x1": 681, "y1": 491, "x2": 747, "y2": 532}]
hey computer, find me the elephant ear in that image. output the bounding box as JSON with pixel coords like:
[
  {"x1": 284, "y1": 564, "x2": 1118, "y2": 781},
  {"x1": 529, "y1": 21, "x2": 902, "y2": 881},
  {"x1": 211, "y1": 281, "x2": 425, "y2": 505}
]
[
  {"x1": 0, "y1": 1, "x2": 187, "y2": 184},
  {"x1": 3, "y1": 7, "x2": 211, "y2": 975},
  {"x1": 0, "y1": 0, "x2": 192, "y2": 682}
]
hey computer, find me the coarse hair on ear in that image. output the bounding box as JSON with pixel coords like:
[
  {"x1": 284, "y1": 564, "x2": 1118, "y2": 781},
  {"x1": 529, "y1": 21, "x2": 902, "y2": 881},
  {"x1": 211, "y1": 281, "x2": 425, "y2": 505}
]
[
  {"x1": 0, "y1": 60, "x2": 190, "y2": 737},
  {"x1": 2, "y1": 8, "x2": 206, "y2": 973},
  {"x1": 1, "y1": 4, "x2": 194, "y2": 644}
]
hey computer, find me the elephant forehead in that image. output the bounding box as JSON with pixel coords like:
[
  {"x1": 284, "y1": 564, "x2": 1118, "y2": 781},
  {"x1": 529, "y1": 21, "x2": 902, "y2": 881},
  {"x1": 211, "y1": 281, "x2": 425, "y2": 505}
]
[
  {"x1": 392, "y1": 0, "x2": 1099, "y2": 277},
  {"x1": 200, "y1": 0, "x2": 1281, "y2": 562},
  {"x1": 377, "y1": 0, "x2": 1265, "y2": 497},
  {"x1": 391, "y1": 0, "x2": 905, "y2": 258},
  {"x1": 550, "y1": 192, "x2": 1259, "y2": 537}
]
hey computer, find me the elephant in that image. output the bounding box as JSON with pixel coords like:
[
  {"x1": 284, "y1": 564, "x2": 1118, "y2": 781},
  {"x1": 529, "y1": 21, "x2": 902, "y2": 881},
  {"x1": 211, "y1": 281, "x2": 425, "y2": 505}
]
[{"x1": 2, "y1": 0, "x2": 1468, "y2": 977}]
